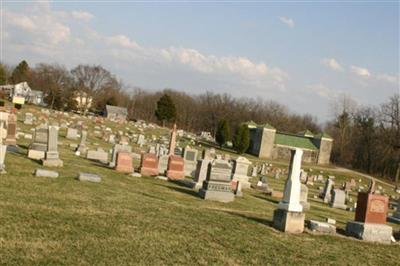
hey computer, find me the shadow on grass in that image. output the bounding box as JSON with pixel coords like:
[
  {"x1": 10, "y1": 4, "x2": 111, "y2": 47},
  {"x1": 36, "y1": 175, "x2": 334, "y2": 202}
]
[
  {"x1": 221, "y1": 210, "x2": 273, "y2": 227},
  {"x1": 252, "y1": 194, "x2": 280, "y2": 205},
  {"x1": 154, "y1": 183, "x2": 200, "y2": 199}
]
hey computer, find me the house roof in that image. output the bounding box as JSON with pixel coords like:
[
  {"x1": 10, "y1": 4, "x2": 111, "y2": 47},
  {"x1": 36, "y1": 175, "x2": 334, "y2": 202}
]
[
  {"x1": 106, "y1": 105, "x2": 128, "y2": 116},
  {"x1": 314, "y1": 132, "x2": 333, "y2": 139},
  {"x1": 298, "y1": 130, "x2": 314, "y2": 138},
  {"x1": 274, "y1": 132, "x2": 318, "y2": 150}
]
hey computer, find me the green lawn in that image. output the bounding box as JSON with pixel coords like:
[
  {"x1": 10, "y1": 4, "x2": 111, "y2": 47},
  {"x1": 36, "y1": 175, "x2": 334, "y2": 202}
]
[{"x1": 0, "y1": 104, "x2": 399, "y2": 265}]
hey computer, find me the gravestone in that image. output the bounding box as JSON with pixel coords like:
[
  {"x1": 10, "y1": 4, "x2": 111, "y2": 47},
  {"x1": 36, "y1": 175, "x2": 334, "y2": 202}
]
[
  {"x1": 5, "y1": 112, "x2": 17, "y2": 146},
  {"x1": 166, "y1": 155, "x2": 184, "y2": 180},
  {"x1": 66, "y1": 128, "x2": 78, "y2": 140},
  {"x1": 76, "y1": 130, "x2": 88, "y2": 154},
  {"x1": 251, "y1": 165, "x2": 258, "y2": 177},
  {"x1": 273, "y1": 148, "x2": 305, "y2": 233},
  {"x1": 199, "y1": 159, "x2": 235, "y2": 203},
  {"x1": 42, "y1": 126, "x2": 63, "y2": 167},
  {"x1": 24, "y1": 112, "x2": 34, "y2": 125},
  {"x1": 232, "y1": 156, "x2": 251, "y2": 189},
  {"x1": 35, "y1": 169, "x2": 59, "y2": 178},
  {"x1": 388, "y1": 198, "x2": 400, "y2": 224},
  {"x1": 321, "y1": 178, "x2": 334, "y2": 203},
  {"x1": 346, "y1": 180, "x2": 392, "y2": 243},
  {"x1": 115, "y1": 151, "x2": 133, "y2": 173},
  {"x1": 183, "y1": 146, "x2": 198, "y2": 177},
  {"x1": 193, "y1": 158, "x2": 211, "y2": 190},
  {"x1": 78, "y1": 172, "x2": 101, "y2": 183},
  {"x1": 109, "y1": 144, "x2": 132, "y2": 167},
  {"x1": 140, "y1": 153, "x2": 159, "y2": 176},
  {"x1": 158, "y1": 155, "x2": 169, "y2": 175},
  {"x1": 300, "y1": 184, "x2": 310, "y2": 211},
  {"x1": 0, "y1": 112, "x2": 8, "y2": 173},
  {"x1": 137, "y1": 134, "x2": 145, "y2": 147},
  {"x1": 330, "y1": 189, "x2": 347, "y2": 209},
  {"x1": 87, "y1": 148, "x2": 109, "y2": 163},
  {"x1": 28, "y1": 125, "x2": 48, "y2": 160}
]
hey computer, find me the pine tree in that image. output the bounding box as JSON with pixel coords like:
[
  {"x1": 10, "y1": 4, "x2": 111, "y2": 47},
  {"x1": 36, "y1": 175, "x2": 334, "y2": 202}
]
[
  {"x1": 0, "y1": 64, "x2": 7, "y2": 85},
  {"x1": 11, "y1": 60, "x2": 30, "y2": 83},
  {"x1": 216, "y1": 119, "x2": 230, "y2": 147},
  {"x1": 155, "y1": 94, "x2": 177, "y2": 126},
  {"x1": 234, "y1": 124, "x2": 250, "y2": 154}
]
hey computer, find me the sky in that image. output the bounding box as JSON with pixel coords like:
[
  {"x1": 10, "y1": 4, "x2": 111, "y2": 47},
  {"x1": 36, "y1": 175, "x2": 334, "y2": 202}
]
[{"x1": 2, "y1": 0, "x2": 399, "y2": 122}]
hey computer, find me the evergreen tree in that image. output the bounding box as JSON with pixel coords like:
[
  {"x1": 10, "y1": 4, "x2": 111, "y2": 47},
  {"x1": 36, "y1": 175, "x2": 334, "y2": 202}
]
[
  {"x1": 155, "y1": 94, "x2": 177, "y2": 126},
  {"x1": 216, "y1": 119, "x2": 230, "y2": 147},
  {"x1": 233, "y1": 124, "x2": 250, "y2": 154},
  {"x1": 11, "y1": 60, "x2": 30, "y2": 83},
  {"x1": 0, "y1": 64, "x2": 7, "y2": 85}
]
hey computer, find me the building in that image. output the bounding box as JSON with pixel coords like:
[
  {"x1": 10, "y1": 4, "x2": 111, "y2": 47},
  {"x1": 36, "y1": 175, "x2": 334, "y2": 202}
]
[
  {"x1": 105, "y1": 105, "x2": 128, "y2": 121},
  {"x1": 74, "y1": 91, "x2": 93, "y2": 114},
  {"x1": 246, "y1": 121, "x2": 333, "y2": 165},
  {"x1": 0, "y1": 82, "x2": 44, "y2": 105}
]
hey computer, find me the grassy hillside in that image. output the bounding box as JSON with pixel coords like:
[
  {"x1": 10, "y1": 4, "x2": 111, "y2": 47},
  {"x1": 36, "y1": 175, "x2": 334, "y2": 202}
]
[{"x1": 0, "y1": 104, "x2": 399, "y2": 265}]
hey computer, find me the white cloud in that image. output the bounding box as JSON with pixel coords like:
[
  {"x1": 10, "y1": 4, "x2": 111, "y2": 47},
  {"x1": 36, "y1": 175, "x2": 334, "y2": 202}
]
[
  {"x1": 376, "y1": 73, "x2": 399, "y2": 84},
  {"x1": 4, "y1": 2, "x2": 288, "y2": 91},
  {"x1": 307, "y1": 84, "x2": 339, "y2": 99},
  {"x1": 350, "y1": 65, "x2": 371, "y2": 77},
  {"x1": 72, "y1": 10, "x2": 94, "y2": 21},
  {"x1": 279, "y1": 17, "x2": 295, "y2": 28},
  {"x1": 322, "y1": 58, "x2": 343, "y2": 71}
]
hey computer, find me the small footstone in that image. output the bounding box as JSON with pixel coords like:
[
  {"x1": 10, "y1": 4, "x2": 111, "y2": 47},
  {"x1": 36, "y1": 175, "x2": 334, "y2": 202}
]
[
  {"x1": 155, "y1": 175, "x2": 168, "y2": 181},
  {"x1": 78, "y1": 172, "x2": 101, "y2": 183},
  {"x1": 131, "y1": 172, "x2": 142, "y2": 177},
  {"x1": 308, "y1": 220, "x2": 336, "y2": 234},
  {"x1": 35, "y1": 169, "x2": 59, "y2": 178}
]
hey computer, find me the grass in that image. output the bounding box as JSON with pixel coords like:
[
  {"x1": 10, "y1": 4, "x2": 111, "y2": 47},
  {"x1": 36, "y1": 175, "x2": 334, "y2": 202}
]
[{"x1": 0, "y1": 104, "x2": 399, "y2": 265}]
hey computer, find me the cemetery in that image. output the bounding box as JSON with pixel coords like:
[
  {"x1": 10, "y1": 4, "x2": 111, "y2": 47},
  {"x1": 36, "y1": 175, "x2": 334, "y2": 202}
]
[{"x1": 0, "y1": 101, "x2": 399, "y2": 265}]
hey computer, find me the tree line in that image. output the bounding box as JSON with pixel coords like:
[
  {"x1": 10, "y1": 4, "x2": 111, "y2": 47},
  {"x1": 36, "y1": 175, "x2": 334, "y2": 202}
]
[{"x1": 1, "y1": 61, "x2": 399, "y2": 182}]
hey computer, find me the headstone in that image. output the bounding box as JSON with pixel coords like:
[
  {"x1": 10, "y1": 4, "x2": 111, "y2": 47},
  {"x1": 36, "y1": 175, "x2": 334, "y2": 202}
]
[
  {"x1": 183, "y1": 146, "x2": 198, "y2": 177},
  {"x1": 66, "y1": 128, "x2": 78, "y2": 140},
  {"x1": 308, "y1": 220, "x2": 336, "y2": 234},
  {"x1": 140, "y1": 153, "x2": 159, "y2": 176},
  {"x1": 232, "y1": 156, "x2": 251, "y2": 189},
  {"x1": 35, "y1": 169, "x2": 59, "y2": 178},
  {"x1": 0, "y1": 112, "x2": 7, "y2": 173},
  {"x1": 76, "y1": 130, "x2": 88, "y2": 154},
  {"x1": 42, "y1": 126, "x2": 63, "y2": 167},
  {"x1": 87, "y1": 148, "x2": 109, "y2": 163},
  {"x1": 251, "y1": 165, "x2": 258, "y2": 177},
  {"x1": 346, "y1": 180, "x2": 392, "y2": 243},
  {"x1": 199, "y1": 159, "x2": 235, "y2": 203},
  {"x1": 321, "y1": 178, "x2": 334, "y2": 203},
  {"x1": 193, "y1": 159, "x2": 211, "y2": 190},
  {"x1": 158, "y1": 155, "x2": 169, "y2": 175},
  {"x1": 78, "y1": 172, "x2": 101, "y2": 183},
  {"x1": 115, "y1": 151, "x2": 133, "y2": 173},
  {"x1": 388, "y1": 198, "x2": 400, "y2": 224},
  {"x1": 28, "y1": 125, "x2": 48, "y2": 160},
  {"x1": 300, "y1": 184, "x2": 310, "y2": 211},
  {"x1": 24, "y1": 112, "x2": 33, "y2": 125},
  {"x1": 330, "y1": 189, "x2": 347, "y2": 209},
  {"x1": 5, "y1": 112, "x2": 17, "y2": 146},
  {"x1": 166, "y1": 155, "x2": 185, "y2": 180},
  {"x1": 168, "y1": 124, "x2": 177, "y2": 156},
  {"x1": 137, "y1": 134, "x2": 145, "y2": 147},
  {"x1": 273, "y1": 148, "x2": 305, "y2": 233},
  {"x1": 109, "y1": 144, "x2": 132, "y2": 167}
]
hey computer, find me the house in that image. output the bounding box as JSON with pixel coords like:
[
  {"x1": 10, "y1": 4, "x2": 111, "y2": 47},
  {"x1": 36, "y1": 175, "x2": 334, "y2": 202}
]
[
  {"x1": 246, "y1": 121, "x2": 333, "y2": 165},
  {"x1": 74, "y1": 91, "x2": 93, "y2": 114},
  {"x1": 0, "y1": 82, "x2": 44, "y2": 105},
  {"x1": 105, "y1": 105, "x2": 128, "y2": 121}
]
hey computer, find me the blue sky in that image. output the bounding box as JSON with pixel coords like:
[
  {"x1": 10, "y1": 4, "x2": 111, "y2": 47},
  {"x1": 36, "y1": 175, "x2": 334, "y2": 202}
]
[{"x1": 3, "y1": 1, "x2": 399, "y2": 121}]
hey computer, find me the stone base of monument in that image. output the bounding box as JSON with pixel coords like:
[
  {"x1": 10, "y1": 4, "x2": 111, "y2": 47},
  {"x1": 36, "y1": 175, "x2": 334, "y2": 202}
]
[
  {"x1": 166, "y1": 170, "x2": 184, "y2": 180},
  {"x1": 116, "y1": 165, "x2": 133, "y2": 173},
  {"x1": 232, "y1": 175, "x2": 251, "y2": 189},
  {"x1": 5, "y1": 139, "x2": 16, "y2": 146},
  {"x1": 330, "y1": 203, "x2": 347, "y2": 210},
  {"x1": 273, "y1": 209, "x2": 305, "y2": 233},
  {"x1": 42, "y1": 159, "x2": 64, "y2": 167},
  {"x1": 199, "y1": 181, "x2": 235, "y2": 203},
  {"x1": 308, "y1": 220, "x2": 336, "y2": 234},
  {"x1": 140, "y1": 167, "x2": 158, "y2": 177},
  {"x1": 346, "y1": 221, "x2": 393, "y2": 244},
  {"x1": 28, "y1": 149, "x2": 45, "y2": 160},
  {"x1": 301, "y1": 201, "x2": 310, "y2": 211}
]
